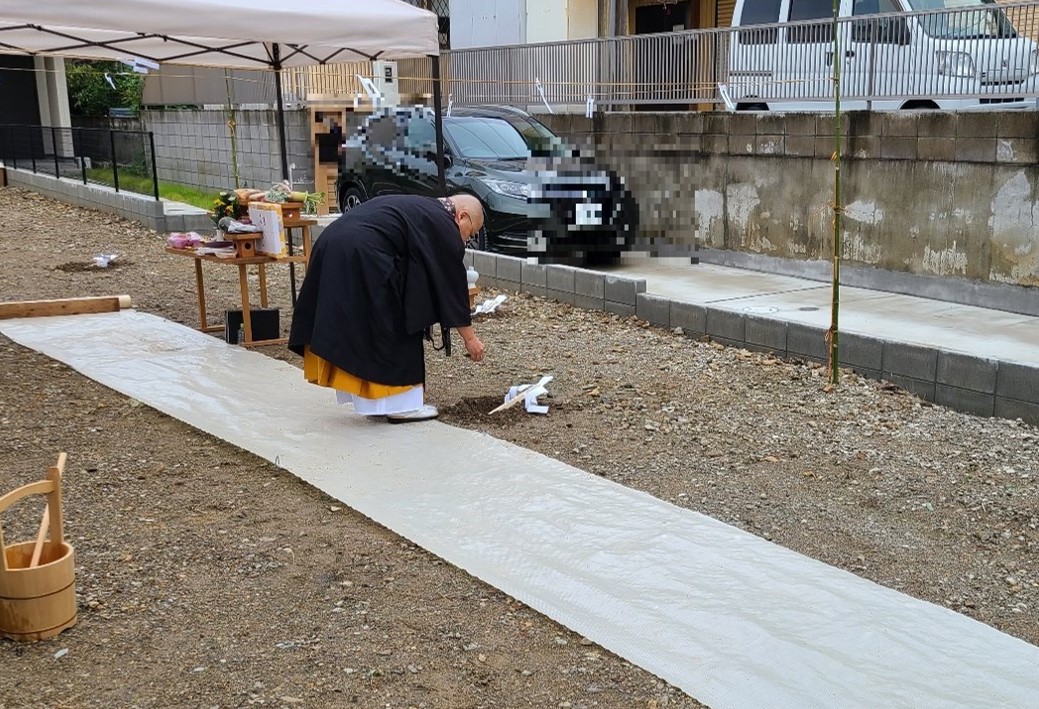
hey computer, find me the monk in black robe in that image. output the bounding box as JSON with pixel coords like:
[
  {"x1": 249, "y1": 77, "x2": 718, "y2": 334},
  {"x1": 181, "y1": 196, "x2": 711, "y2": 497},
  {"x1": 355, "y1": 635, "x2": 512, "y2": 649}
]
[{"x1": 289, "y1": 194, "x2": 486, "y2": 422}]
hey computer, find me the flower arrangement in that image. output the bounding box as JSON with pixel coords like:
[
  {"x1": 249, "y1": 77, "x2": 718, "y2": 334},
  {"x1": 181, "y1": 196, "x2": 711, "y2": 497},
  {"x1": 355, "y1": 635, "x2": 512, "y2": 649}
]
[
  {"x1": 210, "y1": 190, "x2": 247, "y2": 225},
  {"x1": 210, "y1": 184, "x2": 328, "y2": 226}
]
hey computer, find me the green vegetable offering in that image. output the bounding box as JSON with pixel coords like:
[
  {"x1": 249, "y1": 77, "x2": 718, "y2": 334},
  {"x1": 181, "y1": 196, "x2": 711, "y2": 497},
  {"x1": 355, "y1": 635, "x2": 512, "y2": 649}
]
[{"x1": 264, "y1": 181, "x2": 325, "y2": 213}]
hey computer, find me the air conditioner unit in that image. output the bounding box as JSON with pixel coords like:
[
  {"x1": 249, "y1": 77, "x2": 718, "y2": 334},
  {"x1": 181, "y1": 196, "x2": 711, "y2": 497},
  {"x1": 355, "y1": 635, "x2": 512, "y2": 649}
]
[{"x1": 371, "y1": 60, "x2": 400, "y2": 107}]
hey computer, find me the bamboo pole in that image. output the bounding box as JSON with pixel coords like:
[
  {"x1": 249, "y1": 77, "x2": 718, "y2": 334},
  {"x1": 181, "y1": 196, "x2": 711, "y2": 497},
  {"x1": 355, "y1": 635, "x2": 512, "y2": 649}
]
[
  {"x1": 225, "y1": 70, "x2": 241, "y2": 190},
  {"x1": 829, "y1": 0, "x2": 843, "y2": 386}
]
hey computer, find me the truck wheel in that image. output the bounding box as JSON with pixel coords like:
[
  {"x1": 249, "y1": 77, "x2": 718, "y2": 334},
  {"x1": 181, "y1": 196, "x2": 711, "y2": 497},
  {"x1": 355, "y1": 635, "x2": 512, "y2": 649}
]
[{"x1": 900, "y1": 100, "x2": 939, "y2": 110}]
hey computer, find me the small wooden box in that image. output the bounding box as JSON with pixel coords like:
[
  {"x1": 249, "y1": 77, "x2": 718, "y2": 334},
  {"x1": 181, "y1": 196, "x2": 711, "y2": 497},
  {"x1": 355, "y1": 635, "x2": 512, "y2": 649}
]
[
  {"x1": 228, "y1": 233, "x2": 261, "y2": 259},
  {"x1": 280, "y1": 202, "x2": 303, "y2": 221}
]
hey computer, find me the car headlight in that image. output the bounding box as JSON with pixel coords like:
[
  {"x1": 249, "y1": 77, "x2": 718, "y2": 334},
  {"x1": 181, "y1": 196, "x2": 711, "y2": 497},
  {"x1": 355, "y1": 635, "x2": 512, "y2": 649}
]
[
  {"x1": 483, "y1": 179, "x2": 532, "y2": 200},
  {"x1": 936, "y1": 51, "x2": 976, "y2": 79}
]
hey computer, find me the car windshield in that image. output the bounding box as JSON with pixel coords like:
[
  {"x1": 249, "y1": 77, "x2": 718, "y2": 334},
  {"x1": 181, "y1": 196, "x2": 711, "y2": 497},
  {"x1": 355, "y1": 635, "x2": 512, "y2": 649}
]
[
  {"x1": 906, "y1": 0, "x2": 1016, "y2": 38},
  {"x1": 444, "y1": 116, "x2": 558, "y2": 160}
]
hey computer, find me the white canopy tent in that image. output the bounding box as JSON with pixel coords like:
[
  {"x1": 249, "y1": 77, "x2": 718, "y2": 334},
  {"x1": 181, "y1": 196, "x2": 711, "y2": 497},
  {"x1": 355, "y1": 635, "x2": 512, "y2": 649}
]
[{"x1": 0, "y1": 0, "x2": 447, "y2": 186}]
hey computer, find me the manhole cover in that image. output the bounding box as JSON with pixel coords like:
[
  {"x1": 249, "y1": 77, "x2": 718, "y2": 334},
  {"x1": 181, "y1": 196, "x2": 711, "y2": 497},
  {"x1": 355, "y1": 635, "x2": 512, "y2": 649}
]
[
  {"x1": 798, "y1": 306, "x2": 820, "y2": 312},
  {"x1": 741, "y1": 305, "x2": 778, "y2": 314}
]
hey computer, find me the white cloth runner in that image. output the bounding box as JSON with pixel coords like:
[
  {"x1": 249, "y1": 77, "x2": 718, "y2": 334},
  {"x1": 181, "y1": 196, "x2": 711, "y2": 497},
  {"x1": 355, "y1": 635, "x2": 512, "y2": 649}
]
[{"x1": 3, "y1": 310, "x2": 1038, "y2": 709}]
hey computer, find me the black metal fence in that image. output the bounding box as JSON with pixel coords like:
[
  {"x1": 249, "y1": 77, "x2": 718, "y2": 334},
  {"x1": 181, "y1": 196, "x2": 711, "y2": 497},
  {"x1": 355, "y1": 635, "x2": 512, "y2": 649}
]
[{"x1": 0, "y1": 124, "x2": 159, "y2": 200}]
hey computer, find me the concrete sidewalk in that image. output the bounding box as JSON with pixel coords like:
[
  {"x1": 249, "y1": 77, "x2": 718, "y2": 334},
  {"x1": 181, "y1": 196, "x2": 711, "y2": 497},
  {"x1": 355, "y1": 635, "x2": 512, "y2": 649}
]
[
  {"x1": 606, "y1": 256, "x2": 1039, "y2": 368},
  {"x1": 464, "y1": 249, "x2": 1039, "y2": 426}
]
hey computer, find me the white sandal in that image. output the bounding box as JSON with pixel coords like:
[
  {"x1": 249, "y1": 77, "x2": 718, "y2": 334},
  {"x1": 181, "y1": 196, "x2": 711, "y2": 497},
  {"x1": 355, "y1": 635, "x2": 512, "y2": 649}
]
[{"x1": 386, "y1": 404, "x2": 439, "y2": 423}]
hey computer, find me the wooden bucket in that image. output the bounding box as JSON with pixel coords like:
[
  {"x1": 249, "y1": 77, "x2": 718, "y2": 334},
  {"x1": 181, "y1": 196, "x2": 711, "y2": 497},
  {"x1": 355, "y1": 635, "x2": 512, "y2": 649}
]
[{"x1": 0, "y1": 453, "x2": 77, "y2": 642}]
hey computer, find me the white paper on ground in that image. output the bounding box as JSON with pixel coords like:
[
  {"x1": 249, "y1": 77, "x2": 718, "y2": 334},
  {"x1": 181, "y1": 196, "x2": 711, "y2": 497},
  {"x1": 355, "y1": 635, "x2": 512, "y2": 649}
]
[
  {"x1": 3, "y1": 310, "x2": 1039, "y2": 709},
  {"x1": 473, "y1": 294, "x2": 507, "y2": 315},
  {"x1": 91, "y1": 253, "x2": 119, "y2": 268},
  {"x1": 503, "y1": 375, "x2": 552, "y2": 414}
]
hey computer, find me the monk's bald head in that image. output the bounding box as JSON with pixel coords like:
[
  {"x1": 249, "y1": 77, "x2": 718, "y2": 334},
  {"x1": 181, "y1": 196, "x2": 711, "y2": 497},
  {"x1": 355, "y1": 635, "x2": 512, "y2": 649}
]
[
  {"x1": 448, "y1": 193, "x2": 485, "y2": 243},
  {"x1": 451, "y1": 193, "x2": 484, "y2": 229}
]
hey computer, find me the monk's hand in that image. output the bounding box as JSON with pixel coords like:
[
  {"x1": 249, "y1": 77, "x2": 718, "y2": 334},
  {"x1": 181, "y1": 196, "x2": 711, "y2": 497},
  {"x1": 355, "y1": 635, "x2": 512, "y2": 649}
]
[{"x1": 464, "y1": 335, "x2": 485, "y2": 363}]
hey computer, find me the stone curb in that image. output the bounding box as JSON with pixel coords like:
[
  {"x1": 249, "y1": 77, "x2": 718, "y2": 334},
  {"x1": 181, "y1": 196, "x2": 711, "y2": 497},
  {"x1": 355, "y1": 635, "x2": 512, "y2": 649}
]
[
  {"x1": 6, "y1": 167, "x2": 201, "y2": 234},
  {"x1": 470, "y1": 251, "x2": 1039, "y2": 426}
]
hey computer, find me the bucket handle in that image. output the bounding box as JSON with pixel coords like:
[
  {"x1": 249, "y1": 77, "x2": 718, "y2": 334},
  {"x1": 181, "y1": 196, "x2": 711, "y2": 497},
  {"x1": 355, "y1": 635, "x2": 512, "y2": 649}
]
[
  {"x1": 29, "y1": 506, "x2": 50, "y2": 568},
  {"x1": 0, "y1": 453, "x2": 66, "y2": 574}
]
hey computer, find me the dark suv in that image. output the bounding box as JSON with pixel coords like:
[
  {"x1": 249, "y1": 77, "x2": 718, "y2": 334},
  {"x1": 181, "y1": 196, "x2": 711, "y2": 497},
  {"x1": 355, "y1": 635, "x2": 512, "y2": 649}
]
[{"x1": 336, "y1": 105, "x2": 639, "y2": 264}]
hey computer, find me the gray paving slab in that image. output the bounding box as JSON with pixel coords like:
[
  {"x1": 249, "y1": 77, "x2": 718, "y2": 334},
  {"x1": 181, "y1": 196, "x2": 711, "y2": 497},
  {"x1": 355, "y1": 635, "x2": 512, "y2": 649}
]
[{"x1": 597, "y1": 259, "x2": 1039, "y2": 368}]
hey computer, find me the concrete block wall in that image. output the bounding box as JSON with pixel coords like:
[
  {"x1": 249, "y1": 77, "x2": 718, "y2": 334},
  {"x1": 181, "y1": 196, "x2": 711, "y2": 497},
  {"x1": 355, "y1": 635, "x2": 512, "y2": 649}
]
[
  {"x1": 143, "y1": 108, "x2": 312, "y2": 193},
  {"x1": 540, "y1": 111, "x2": 1039, "y2": 299},
  {"x1": 5, "y1": 168, "x2": 167, "y2": 232},
  {"x1": 460, "y1": 249, "x2": 1038, "y2": 426}
]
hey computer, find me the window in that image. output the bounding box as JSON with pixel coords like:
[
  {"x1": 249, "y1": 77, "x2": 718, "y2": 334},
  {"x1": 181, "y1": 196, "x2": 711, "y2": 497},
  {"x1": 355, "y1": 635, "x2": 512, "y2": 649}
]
[
  {"x1": 906, "y1": 0, "x2": 996, "y2": 8},
  {"x1": 789, "y1": 0, "x2": 833, "y2": 19},
  {"x1": 738, "y1": 0, "x2": 781, "y2": 44},
  {"x1": 740, "y1": 0, "x2": 781, "y2": 24},
  {"x1": 403, "y1": 117, "x2": 437, "y2": 155},
  {"x1": 787, "y1": 0, "x2": 834, "y2": 44},
  {"x1": 853, "y1": 0, "x2": 901, "y2": 13},
  {"x1": 503, "y1": 116, "x2": 560, "y2": 156},
  {"x1": 364, "y1": 116, "x2": 400, "y2": 151},
  {"x1": 852, "y1": 0, "x2": 912, "y2": 44},
  {"x1": 907, "y1": 0, "x2": 1015, "y2": 39},
  {"x1": 443, "y1": 118, "x2": 531, "y2": 160}
]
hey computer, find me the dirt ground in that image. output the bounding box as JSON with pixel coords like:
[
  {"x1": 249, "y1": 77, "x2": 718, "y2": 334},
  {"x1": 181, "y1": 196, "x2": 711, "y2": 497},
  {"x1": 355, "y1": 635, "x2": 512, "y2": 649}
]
[{"x1": 0, "y1": 187, "x2": 1036, "y2": 709}]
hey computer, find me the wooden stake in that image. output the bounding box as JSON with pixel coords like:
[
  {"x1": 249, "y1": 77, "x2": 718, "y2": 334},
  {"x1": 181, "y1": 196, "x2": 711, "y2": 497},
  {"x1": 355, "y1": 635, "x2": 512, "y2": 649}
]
[{"x1": 0, "y1": 295, "x2": 132, "y2": 320}]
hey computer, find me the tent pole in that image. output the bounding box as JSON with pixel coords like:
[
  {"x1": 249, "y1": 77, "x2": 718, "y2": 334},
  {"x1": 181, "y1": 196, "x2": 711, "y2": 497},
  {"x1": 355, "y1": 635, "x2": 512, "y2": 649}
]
[
  {"x1": 431, "y1": 53, "x2": 447, "y2": 194},
  {"x1": 272, "y1": 44, "x2": 290, "y2": 182},
  {"x1": 272, "y1": 43, "x2": 296, "y2": 305}
]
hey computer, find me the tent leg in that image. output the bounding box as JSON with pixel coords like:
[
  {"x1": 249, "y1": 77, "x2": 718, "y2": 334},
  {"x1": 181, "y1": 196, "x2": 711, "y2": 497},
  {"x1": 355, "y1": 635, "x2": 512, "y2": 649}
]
[
  {"x1": 273, "y1": 44, "x2": 291, "y2": 182},
  {"x1": 272, "y1": 44, "x2": 296, "y2": 300},
  {"x1": 431, "y1": 54, "x2": 447, "y2": 195}
]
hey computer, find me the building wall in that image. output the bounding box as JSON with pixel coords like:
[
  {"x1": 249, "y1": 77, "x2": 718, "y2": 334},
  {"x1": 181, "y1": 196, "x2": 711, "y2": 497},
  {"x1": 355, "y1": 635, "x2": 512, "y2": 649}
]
[
  {"x1": 451, "y1": 0, "x2": 597, "y2": 47},
  {"x1": 143, "y1": 67, "x2": 276, "y2": 107},
  {"x1": 568, "y1": 0, "x2": 600, "y2": 39},
  {"x1": 449, "y1": 0, "x2": 526, "y2": 48},
  {"x1": 540, "y1": 111, "x2": 1039, "y2": 296},
  {"x1": 526, "y1": 0, "x2": 568, "y2": 43}
]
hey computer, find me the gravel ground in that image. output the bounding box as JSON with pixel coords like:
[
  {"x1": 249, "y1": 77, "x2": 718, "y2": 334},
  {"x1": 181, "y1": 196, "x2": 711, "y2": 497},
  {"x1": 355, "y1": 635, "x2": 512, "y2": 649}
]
[{"x1": 0, "y1": 186, "x2": 1037, "y2": 708}]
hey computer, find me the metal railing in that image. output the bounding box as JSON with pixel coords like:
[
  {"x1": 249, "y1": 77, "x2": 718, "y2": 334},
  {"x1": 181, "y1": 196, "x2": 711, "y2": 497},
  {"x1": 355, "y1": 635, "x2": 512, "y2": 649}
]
[
  {"x1": 722, "y1": 2, "x2": 1039, "y2": 110},
  {"x1": 443, "y1": 29, "x2": 728, "y2": 107},
  {"x1": 280, "y1": 1, "x2": 1039, "y2": 111},
  {"x1": 0, "y1": 125, "x2": 159, "y2": 199}
]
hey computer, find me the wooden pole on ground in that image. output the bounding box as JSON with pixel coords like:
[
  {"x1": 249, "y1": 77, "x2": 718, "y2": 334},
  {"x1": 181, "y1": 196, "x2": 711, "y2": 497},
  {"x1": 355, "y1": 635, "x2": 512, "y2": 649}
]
[{"x1": 0, "y1": 295, "x2": 132, "y2": 320}]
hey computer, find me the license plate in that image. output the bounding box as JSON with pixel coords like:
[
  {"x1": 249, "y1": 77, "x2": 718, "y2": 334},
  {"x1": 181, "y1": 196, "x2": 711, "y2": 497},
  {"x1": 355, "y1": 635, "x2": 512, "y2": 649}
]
[{"x1": 575, "y1": 203, "x2": 602, "y2": 226}]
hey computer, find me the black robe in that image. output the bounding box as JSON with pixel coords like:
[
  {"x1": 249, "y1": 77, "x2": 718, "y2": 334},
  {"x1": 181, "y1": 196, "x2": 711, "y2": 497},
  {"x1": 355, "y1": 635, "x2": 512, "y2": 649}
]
[{"x1": 288, "y1": 195, "x2": 472, "y2": 387}]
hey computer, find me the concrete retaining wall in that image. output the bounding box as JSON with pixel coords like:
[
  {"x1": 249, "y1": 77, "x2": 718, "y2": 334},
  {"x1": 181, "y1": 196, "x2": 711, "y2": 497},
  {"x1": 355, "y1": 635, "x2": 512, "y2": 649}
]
[
  {"x1": 5, "y1": 168, "x2": 169, "y2": 232},
  {"x1": 539, "y1": 111, "x2": 1039, "y2": 299},
  {"x1": 461, "y1": 248, "x2": 1039, "y2": 426}
]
